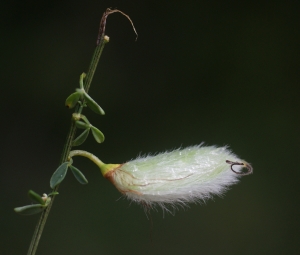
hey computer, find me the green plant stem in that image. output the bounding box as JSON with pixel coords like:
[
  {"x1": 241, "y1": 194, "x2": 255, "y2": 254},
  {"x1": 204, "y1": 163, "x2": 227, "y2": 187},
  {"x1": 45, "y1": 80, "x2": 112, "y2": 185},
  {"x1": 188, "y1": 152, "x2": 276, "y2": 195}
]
[
  {"x1": 26, "y1": 23, "x2": 109, "y2": 255},
  {"x1": 68, "y1": 150, "x2": 121, "y2": 177},
  {"x1": 84, "y1": 35, "x2": 108, "y2": 94},
  {"x1": 26, "y1": 8, "x2": 136, "y2": 254},
  {"x1": 69, "y1": 150, "x2": 105, "y2": 167}
]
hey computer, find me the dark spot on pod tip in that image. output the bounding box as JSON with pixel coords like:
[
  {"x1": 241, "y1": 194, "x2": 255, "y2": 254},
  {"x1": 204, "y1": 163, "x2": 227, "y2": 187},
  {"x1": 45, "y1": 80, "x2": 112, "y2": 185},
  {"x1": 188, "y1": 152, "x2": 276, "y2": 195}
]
[{"x1": 226, "y1": 160, "x2": 253, "y2": 176}]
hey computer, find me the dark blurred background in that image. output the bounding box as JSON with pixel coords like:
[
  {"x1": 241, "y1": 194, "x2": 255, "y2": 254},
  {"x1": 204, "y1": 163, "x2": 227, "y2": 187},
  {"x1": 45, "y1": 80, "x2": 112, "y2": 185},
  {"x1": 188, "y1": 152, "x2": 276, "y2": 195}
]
[{"x1": 1, "y1": 1, "x2": 299, "y2": 254}]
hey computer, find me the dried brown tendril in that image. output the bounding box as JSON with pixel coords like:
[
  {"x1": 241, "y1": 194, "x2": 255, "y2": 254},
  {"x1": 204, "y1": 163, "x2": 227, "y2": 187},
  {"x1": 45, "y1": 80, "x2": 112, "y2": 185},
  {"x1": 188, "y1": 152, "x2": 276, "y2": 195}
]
[{"x1": 226, "y1": 160, "x2": 253, "y2": 176}]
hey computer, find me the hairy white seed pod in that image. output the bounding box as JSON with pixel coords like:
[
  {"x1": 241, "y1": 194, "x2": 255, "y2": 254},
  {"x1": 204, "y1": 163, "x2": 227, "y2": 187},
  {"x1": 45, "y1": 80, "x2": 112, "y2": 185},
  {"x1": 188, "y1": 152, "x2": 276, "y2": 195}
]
[{"x1": 104, "y1": 145, "x2": 252, "y2": 209}]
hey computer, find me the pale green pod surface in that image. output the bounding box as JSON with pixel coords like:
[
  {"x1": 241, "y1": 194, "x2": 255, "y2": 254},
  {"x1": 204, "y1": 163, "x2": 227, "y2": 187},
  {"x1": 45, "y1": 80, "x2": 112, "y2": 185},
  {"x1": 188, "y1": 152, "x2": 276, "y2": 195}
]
[{"x1": 108, "y1": 145, "x2": 252, "y2": 208}]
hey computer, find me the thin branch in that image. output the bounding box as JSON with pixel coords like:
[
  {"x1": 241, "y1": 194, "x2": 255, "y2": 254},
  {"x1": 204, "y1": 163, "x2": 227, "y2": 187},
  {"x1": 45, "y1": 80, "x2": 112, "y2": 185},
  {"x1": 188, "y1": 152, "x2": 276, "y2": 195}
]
[{"x1": 26, "y1": 8, "x2": 137, "y2": 255}]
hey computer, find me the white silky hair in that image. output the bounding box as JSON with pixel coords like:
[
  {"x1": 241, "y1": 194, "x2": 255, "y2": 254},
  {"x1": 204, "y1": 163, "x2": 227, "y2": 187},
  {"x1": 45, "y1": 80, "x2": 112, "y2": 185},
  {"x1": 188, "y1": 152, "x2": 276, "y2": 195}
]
[{"x1": 112, "y1": 144, "x2": 249, "y2": 209}]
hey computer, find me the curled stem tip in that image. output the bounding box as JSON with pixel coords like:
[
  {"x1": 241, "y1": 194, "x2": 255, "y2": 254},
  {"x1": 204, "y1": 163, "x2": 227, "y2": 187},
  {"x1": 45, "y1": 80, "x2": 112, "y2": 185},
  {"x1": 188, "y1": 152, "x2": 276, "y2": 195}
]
[
  {"x1": 226, "y1": 160, "x2": 253, "y2": 176},
  {"x1": 97, "y1": 8, "x2": 138, "y2": 45}
]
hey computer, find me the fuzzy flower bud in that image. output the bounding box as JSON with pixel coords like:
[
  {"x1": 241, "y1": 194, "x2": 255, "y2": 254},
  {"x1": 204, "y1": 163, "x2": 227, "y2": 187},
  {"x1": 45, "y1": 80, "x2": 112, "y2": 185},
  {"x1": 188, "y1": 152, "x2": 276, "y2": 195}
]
[{"x1": 103, "y1": 145, "x2": 252, "y2": 209}]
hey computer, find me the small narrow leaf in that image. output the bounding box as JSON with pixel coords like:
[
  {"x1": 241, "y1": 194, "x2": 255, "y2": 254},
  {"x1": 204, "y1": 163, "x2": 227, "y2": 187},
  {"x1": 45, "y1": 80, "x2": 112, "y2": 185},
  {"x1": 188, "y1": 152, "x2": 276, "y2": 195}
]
[
  {"x1": 48, "y1": 191, "x2": 59, "y2": 196},
  {"x1": 76, "y1": 120, "x2": 90, "y2": 129},
  {"x1": 69, "y1": 165, "x2": 88, "y2": 185},
  {"x1": 83, "y1": 92, "x2": 105, "y2": 115},
  {"x1": 79, "y1": 73, "x2": 86, "y2": 89},
  {"x1": 50, "y1": 162, "x2": 69, "y2": 189},
  {"x1": 28, "y1": 190, "x2": 45, "y2": 205},
  {"x1": 14, "y1": 204, "x2": 46, "y2": 215},
  {"x1": 79, "y1": 115, "x2": 91, "y2": 125},
  {"x1": 72, "y1": 128, "x2": 90, "y2": 146},
  {"x1": 91, "y1": 126, "x2": 105, "y2": 143},
  {"x1": 65, "y1": 92, "x2": 82, "y2": 109}
]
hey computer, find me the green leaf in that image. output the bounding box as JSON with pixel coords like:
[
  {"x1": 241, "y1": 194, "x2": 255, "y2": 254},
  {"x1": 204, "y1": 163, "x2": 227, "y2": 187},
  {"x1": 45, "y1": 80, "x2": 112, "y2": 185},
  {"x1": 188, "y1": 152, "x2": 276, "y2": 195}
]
[
  {"x1": 79, "y1": 115, "x2": 91, "y2": 125},
  {"x1": 79, "y1": 73, "x2": 86, "y2": 89},
  {"x1": 69, "y1": 165, "x2": 88, "y2": 185},
  {"x1": 14, "y1": 204, "x2": 46, "y2": 215},
  {"x1": 76, "y1": 120, "x2": 90, "y2": 129},
  {"x1": 83, "y1": 92, "x2": 105, "y2": 115},
  {"x1": 72, "y1": 128, "x2": 90, "y2": 146},
  {"x1": 28, "y1": 190, "x2": 45, "y2": 205},
  {"x1": 65, "y1": 92, "x2": 82, "y2": 109},
  {"x1": 50, "y1": 162, "x2": 69, "y2": 189},
  {"x1": 91, "y1": 126, "x2": 105, "y2": 143},
  {"x1": 48, "y1": 191, "x2": 59, "y2": 196}
]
